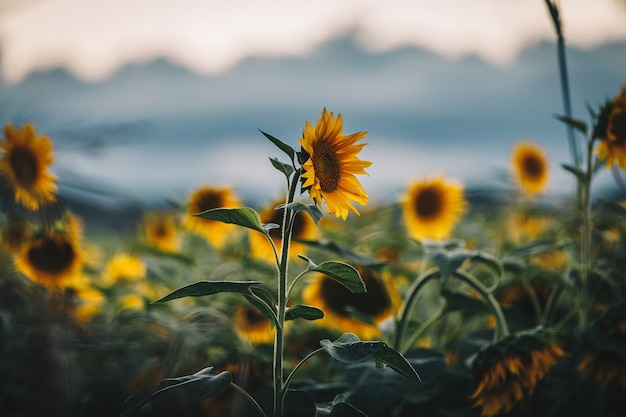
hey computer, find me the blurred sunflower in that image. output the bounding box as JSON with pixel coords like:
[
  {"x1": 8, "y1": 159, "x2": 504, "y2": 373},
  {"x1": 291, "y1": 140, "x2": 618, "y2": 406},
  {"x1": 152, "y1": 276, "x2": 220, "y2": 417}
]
[
  {"x1": 1, "y1": 213, "x2": 32, "y2": 254},
  {"x1": 298, "y1": 108, "x2": 371, "y2": 220},
  {"x1": 402, "y1": 177, "x2": 467, "y2": 241},
  {"x1": 100, "y1": 253, "x2": 146, "y2": 287},
  {"x1": 595, "y1": 84, "x2": 626, "y2": 169},
  {"x1": 182, "y1": 185, "x2": 241, "y2": 248},
  {"x1": 67, "y1": 274, "x2": 105, "y2": 323},
  {"x1": 302, "y1": 267, "x2": 397, "y2": 340},
  {"x1": 14, "y1": 228, "x2": 83, "y2": 290},
  {"x1": 505, "y1": 210, "x2": 554, "y2": 242},
  {"x1": 511, "y1": 142, "x2": 550, "y2": 198},
  {"x1": 578, "y1": 302, "x2": 626, "y2": 386},
  {"x1": 234, "y1": 304, "x2": 274, "y2": 345},
  {"x1": 142, "y1": 211, "x2": 180, "y2": 253},
  {"x1": 250, "y1": 199, "x2": 317, "y2": 261},
  {"x1": 470, "y1": 330, "x2": 565, "y2": 417},
  {"x1": 0, "y1": 123, "x2": 57, "y2": 210}
]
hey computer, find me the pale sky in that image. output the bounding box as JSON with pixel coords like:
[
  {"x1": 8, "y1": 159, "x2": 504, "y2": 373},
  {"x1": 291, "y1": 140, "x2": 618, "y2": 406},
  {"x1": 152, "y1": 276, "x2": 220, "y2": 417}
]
[{"x1": 1, "y1": 0, "x2": 626, "y2": 84}]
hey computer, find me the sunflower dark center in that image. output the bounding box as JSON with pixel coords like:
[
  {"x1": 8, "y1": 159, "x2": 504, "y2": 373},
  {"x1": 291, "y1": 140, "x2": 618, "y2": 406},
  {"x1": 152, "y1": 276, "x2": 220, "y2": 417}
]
[
  {"x1": 414, "y1": 188, "x2": 442, "y2": 219},
  {"x1": 244, "y1": 308, "x2": 267, "y2": 326},
  {"x1": 312, "y1": 141, "x2": 341, "y2": 193},
  {"x1": 319, "y1": 271, "x2": 390, "y2": 318},
  {"x1": 27, "y1": 238, "x2": 75, "y2": 276},
  {"x1": 522, "y1": 154, "x2": 544, "y2": 180},
  {"x1": 9, "y1": 146, "x2": 39, "y2": 187},
  {"x1": 154, "y1": 222, "x2": 168, "y2": 238},
  {"x1": 196, "y1": 192, "x2": 222, "y2": 212},
  {"x1": 610, "y1": 110, "x2": 626, "y2": 144}
]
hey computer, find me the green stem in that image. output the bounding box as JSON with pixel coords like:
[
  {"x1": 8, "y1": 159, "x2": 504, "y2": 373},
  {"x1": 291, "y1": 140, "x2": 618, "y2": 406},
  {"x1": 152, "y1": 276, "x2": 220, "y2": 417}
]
[
  {"x1": 453, "y1": 270, "x2": 509, "y2": 340},
  {"x1": 393, "y1": 267, "x2": 440, "y2": 351},
  {"x1": 230, "y1": 382, "x2": 269, "y2": 417},
  {"x1": 578, "y1": 136, "x2": 595, "y2": 328},
  {"x1": 401, "y1": 300, "x2": 446, "y2": 354},
  {"x1": 282, "y1": 348, "x2": 324, "y2": 392},
  {"x1": 273, "y1": 169, "x2": 301, "y2": 417}
]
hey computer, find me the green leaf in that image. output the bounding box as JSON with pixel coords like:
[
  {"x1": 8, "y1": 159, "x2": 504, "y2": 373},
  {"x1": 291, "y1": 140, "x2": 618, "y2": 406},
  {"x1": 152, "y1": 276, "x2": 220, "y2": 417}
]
[
  {"x1": 285, "y1": 304, "x2": 324, "y2": 321},
  {"x1": 153, "y1": 281, "x2": 263, "y2": 303},
  {"x1": 282, "y1": 202, "x2": 325, "y2": 225},
  {"x1": 285, "y1": 389, "x2": 317, "y2": 417},
  {"x1": 269, "y1": 156, "x2": 295, "y2": 179},
  {"x1": 555, "y1": 114, "x2": 588, "y2": 136},
  {"x1": 372, "y1": 345, "x2": 421, "y2": 382},
  {"x1": 194, "y1": 207, "x2": 266, "y2": 235},
  {"x1": 298, "y1": 239, "x2": 384, "y2": 267},
  {"x1": 121, "y1": 367, "x2": 231, "y2": 417},
  {"x1": 320, "y1": 334, "x2": 421, "y2": 382},
  {"x1": 561, "y1": 163, "x2": 586, "y2": 181},
  {"x1": 319, "y1": 402, "x2": 368, "y2": 417},
  {"x1": 244, "y1": 285, "x2": 277, "y2": 325},
  {"x1": 426, "y1": 247, "x2": 478, "y2": 278},
  {"x1": 259, "y1": 129, "x2": 296, "y2": 162},
  {"x1": 440, "y1": 287, "x2": 487, "y2": 317},
  {"x1": 307, "y1": 259, "x2": 366, "y2": 294},
  {"x1": 320, "y1": 334, "x2": 381, "y2": 363}
]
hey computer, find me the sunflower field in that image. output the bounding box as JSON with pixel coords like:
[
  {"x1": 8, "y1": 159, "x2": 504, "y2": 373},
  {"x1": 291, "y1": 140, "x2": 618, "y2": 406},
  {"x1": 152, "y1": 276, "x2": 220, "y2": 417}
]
[{"x1": 2, "y1": 4, "x2": 626, "y2": 417}]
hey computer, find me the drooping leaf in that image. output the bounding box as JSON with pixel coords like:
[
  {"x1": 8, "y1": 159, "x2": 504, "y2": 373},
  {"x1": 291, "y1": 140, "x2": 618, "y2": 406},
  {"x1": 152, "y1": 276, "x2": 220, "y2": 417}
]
[
  {"x1": 285, "y1": 304, "x2": 324, "y2": 321},
  {"x1": 561, "y1": 163, "x2": 586, "y2": 181},
  {"x1": 243, "y1": 285, "x2": 277, "y2": 325},
  {"x1": 320, "y1": 334, "x2": 381, "y2": 363},
  {"x1": 259, "y1": 129, "x2": 296, "y2": 161},
  {"x1": 404, "y1": 348, "x2": 447, "y2": 383},
  {"x1": 195, "y1": 207, "x2": 266, "y2": 235},
  {"x1": 555, "y1": 114, "x2": 588, "y2": 136},
  {"x1": 372, "y1": 344, "x2": 421, "y2": 382},
  {"x1": 269, "y1": 156, "x2": 295, "y2": 179},
  {"x1": 121, "y1": 367, "x2": 232, "y2": 417},
  {"x1": 282, "y1": 202, "x2": 325, "y2": 225},
  {"x1": 154, "y1": 281, "x2": 262, "y2": 303},
  {"x1": 306, "y1": 260, "x2": 366, "y2": 294}
]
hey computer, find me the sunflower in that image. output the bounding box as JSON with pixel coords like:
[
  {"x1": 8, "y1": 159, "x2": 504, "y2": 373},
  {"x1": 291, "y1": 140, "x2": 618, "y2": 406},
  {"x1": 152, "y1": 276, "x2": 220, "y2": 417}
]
[
  {"x1": 302, "y1": 266, "x2": 396, "y2": 340},
  {"x1": 142, "y1": 211, "x2": 180, "y2": 253},
  {"x1": 0, "y1": 123, "x2": 57, "y2": 210},
  {"x1": 298, "y1": 108, "x2": 371, "y2": 220},
  {"x1": 250, "y1": 198, "x2": 317, "y2": 261},
  {"x1": 595, "y1": 84, "x2": 626, "y2": 169},
  {"x1": 66, "y1": 274, "x2": 105, "y2": 323},
  {"x1": 100, "y1": 253, "x2": 146, "y2": 287},
  {"x1": 182, "y1": 185, "x2": 241, "y2": 248},
  {"x1": 14, "y1": 228, "x2": 83, "y2": 290},
  {"x1": 1, "y1": 213, "x2": 32, "y2": 254},
  {"x1": 578, "y1": 301, "x2": 626, "y2": 386},
  {"x1": 234, "y1": 304, "x2": 274, "y2": 345},
  {"x1": 402, "y1": 177, "x2": 467, "y2": 241},
  {"x1": 511, "y1": 142, "x2": 550, "y2": 197},
  {"x1": 470, "y1": 330, "x2": 565, "y2": 417}
]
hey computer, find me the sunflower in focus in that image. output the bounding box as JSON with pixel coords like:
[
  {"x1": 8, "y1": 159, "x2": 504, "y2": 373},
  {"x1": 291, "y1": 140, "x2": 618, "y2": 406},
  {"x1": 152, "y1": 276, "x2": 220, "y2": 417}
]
[
  {"x1": 471, "y1": 330, "x2": 565, "y2": 417},
  {"x1": 298, "y1": 108, "x2": 371, "y2": 220},
  {"x1": 14, "y1": 228, "x2": 83, "y2": 290},
  {"x1": 402, "y1": 177, "x2": 467, "y2": 241},
  {"x1": 595, "y1": 84, "x2": 626, "y2": 169},
  {"x1": 182, "y1": 185, "x2": 241, "y2": 248},
  {"x1": 511, "y1": 142, "x2": 549, "y2": 197},
  {"x1": 100, "y1": 253, "x2": 146, "y2": 287},
  {"x1": 234, "y1": 304, "x2": 274, "y2": 345},
  {"x1": 250, "y1": 198, "x2": 317, "y2": 261},
  {"x1": 0, "y1": 123, "x2": 57, "y2": 210},
  {"x1": 302, "y1": 267, "x2": 397, "y2": 340},
  {"x1": 142, "y1": 211, "x2": 180, "y2": 253}
]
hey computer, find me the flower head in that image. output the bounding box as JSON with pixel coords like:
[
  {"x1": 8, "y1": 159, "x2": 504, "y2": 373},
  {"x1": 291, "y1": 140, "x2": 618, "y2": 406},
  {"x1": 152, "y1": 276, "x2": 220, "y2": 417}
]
[
  {"x1": 234, "y1": 304, "x2": 274, "y2": 345},
  {"x1": 142, "y1": 211, "x2": 180, "y2": 253},
  {"x1": 595, "y1": 84, "x2": 626, "y2": 169},
  {"x1": 511, "y1": 142, "x2": 550, "y2": 197},
  {"x1": 0, "y1": 123, "x2": 57, "y2": 210},
  {"x1": 298, "y1": 108, "x2": 371, "y2": 219},
  {"x1": 182, "y1": 185, "x2": 241, "y2": 248},
  {"x1": 471, "y1": 330, "x2": 565, "y2": 417},
  {"x1": 402, "y1": 177, "x2": 467, "y2": 241},
  {"x1": 100, "y1": 253, "x2": 146, "y2": 287},
  {"x1": 250, "y1": 198, "x2": 317, "y2": 261},
  {"x1": 14, "y1": 228, "x2": 83, "y2": 290},
  {"x1": 302, "y1": 266, "x2": 396, "y2": 340}
]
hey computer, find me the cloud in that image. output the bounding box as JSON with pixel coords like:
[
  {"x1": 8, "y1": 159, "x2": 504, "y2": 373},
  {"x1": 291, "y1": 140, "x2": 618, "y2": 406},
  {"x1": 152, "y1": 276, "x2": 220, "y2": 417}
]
[{"x1": 1, "y1": 0, "x2": 625, "y2": 84}]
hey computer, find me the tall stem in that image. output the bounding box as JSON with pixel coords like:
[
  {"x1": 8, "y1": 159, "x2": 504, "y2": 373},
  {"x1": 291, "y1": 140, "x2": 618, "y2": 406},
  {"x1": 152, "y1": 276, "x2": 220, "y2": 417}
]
[
  {"x1": 273, "y1": 169, "x2": 301, "y2": 417},
  {"x1": 578, "y1": 137, "x2": 594, "y2": 328}
]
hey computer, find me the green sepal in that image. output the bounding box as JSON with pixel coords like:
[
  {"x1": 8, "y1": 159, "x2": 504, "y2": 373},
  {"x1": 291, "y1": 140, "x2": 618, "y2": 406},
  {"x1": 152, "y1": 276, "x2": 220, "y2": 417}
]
[
  {"x1": 269, "y1": 156, "x2": 295, "y2": 180},
  {"x1": 153, "y1": 280, "x2": 263, "y2": 303},
  {"x1": 285, "y1": 304, "x2": 324, "y2": 321},
  {"x1": 299, "y1": 255, "x2": 366, "y2": 294},
  {"x1": 259, "y1": 129, "x2": 296, "y2": 162},
  {"x1": 555, "y1": 114, "x2": 588, "y2": 136},
  {"x1": 281, "y1": 202, "x2": 324, "y2": 225},
  {"x1": 320, "y1": 334, "x2": 421, "y2": 382},
  {"x1": 194, "y1": 207, "x2": 266, "y2": 235},
  {"x1": 120, "y1": 367, "x2": 232, "y2": 417}
]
